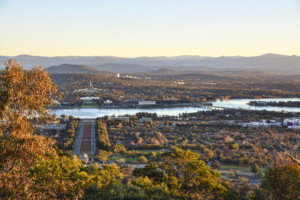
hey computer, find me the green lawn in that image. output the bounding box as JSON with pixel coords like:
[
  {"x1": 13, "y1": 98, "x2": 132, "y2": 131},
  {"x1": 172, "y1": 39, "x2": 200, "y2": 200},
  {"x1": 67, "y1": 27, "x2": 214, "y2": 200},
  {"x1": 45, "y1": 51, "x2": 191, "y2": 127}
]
[
  {"x1": 220, "y1": 165, "x2": 251, "y2": 171},
  {"x1": 108, "y1": 155, "x2": 139, "y2": 162},
  {"x1": 138, "y1": 150, "x2": 165, "y2": 153},
  {"x1": 219, "y1": 164, "x2": 266, "y2": 181},
  {"x1": 220, "y1": 165, "x2": 267, "y2": 174},
  {"x1": 81, "y1": 102, "x2": 99, "y2": 108}
]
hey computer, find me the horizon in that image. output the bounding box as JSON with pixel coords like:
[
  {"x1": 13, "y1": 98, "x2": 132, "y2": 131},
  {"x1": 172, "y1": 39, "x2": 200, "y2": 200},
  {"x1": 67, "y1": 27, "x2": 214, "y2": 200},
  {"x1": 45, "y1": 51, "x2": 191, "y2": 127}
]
[
  {"x1": 1, "y1": 52, "x2": 299, "y2": 59},
  {"x1": 1, "y1": 0, "x2": 300, "y2": 57}
]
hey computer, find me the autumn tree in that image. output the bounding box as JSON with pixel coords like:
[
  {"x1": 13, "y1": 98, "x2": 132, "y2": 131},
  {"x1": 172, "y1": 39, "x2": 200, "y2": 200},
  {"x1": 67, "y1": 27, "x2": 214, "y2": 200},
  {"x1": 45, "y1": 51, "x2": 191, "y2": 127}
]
[
  {"x1": 83, "y1": 176, "x2": 171, "y2": 200},
  {"x1": 0, "y1": 59, "x2": 58, "y2": 199},
  {"x1": 96, "y1": 150, "x2": 112, "y2": 163},
  {"x1": 160, "y1": 148, "x2": 228, "y2": 199},
  {"x1": 113, "y1": 143, "x2": 127, "y2": 154},
  {"x1": 96, "y1": 119, "x2": 111, "y2": 150},
  {"x1": 212, "y1": 160, "x2": 220, "y2": 170},
  {"x1": 29, "y1": 155, "x2": 88, "y2": 199},
  {"x1": 254, "y1": 130, "x2": 300, "y2": 199},
  {"x1": 138, "y1": 156, "x2": 148, "y2": 163},
  {"x1": 251, "y1": 163, "x2": 259, "y2": 173},
  {"x1": 226, "y1": 178, "x2": 257, "y2": 200},
  {"x1": 82, "y1": 164, "x2": 124, "y2": 199},
  {"x1": 259, "y1": 162, "x2": 300, "y2": 200},
  {"x1": 254, "y1": 130, "x2": 299, "y2": 166},
  {"x1": 132, "y1": 162, "x2": 164, "y2": 184}
]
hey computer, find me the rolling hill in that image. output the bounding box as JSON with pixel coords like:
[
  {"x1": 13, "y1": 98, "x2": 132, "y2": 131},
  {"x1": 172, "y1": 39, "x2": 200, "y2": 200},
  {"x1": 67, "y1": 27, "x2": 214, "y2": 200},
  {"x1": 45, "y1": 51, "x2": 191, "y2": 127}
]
[{"x1": 45, "y1": 64, "x2": 115, "y2": 76}]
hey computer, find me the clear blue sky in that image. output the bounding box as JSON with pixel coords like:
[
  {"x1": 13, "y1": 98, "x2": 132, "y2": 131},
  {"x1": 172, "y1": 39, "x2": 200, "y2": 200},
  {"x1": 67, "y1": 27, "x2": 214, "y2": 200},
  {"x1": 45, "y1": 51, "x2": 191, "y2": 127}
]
[{"x1": 0, "y1": 0, "x2": 299, "y2": 57}]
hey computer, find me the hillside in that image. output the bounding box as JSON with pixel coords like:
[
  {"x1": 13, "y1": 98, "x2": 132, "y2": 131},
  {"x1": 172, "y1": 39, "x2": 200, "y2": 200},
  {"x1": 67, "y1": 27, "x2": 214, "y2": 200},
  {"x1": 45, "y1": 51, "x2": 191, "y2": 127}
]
[
  {"x1": 93, "y1": 63, "x2": 151, "y2": 73},
  {"x1": 45, "y1": 64, "x2": 115, "y2": 76}
]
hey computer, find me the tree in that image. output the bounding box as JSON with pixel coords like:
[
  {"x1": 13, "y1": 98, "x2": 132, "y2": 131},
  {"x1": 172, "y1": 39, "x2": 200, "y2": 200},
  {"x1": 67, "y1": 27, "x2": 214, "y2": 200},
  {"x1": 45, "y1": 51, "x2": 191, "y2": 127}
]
[
  {"x1": 226, "y1": 178, "x2": 257, "y2": 200},
  {"x1": 83, "y1": 177, "x2": 171, "y2": 200},
  {"x1": 151, "y1": 151, "x2": 157, "y2": 158},
  {"x1": 113, "y1": 144, "x2": 127, "y2": 155},
  {"x1": 212, "y1": 160, "x2": 220, "y2": 170},
  {"x1": 160, "y1": 148, "x2": 228, "y2": 199},
  {"x1": 260, "y1": 162, "x2": 300, "y2": 200},
  {"x1": 230, "y1": 143, "x2": 239, "y2": 150},
  {"x1": 29, "y1": 155, "x2": 88, "y2": 199},
  {"x1": 251, "y1": 163, "x2": 259, "y2": 173},
  {"x1": 0, "y1": 59, "x2": 58, "y2": 199},
  {"x1": 205, "y1": 148, "x2": 214, "y2": 160},
  {"x1": 0, "y1": 59, "x2": 57, "y2": 132},
  {"x1": 82, "y1": 164, "x2": 124, "y2": 199},
  {"x1": 255, "y1": 130, "x2": 299, "y2": 166},
  {"x1": 96, "y1": 119, "x2": 111, "y2": 150},
  {"x1": 132, "y1": 162, "x2": 164, "y2": 184},
  {"x1": 57, "y1": 118, "x2": 79, "y2": 151},
  {"x1": 138, "y1": 156, "x2": 148, "y2": 164},
  {"x1": 96, "y1": 150, "x2": 112, "y2": 162}
]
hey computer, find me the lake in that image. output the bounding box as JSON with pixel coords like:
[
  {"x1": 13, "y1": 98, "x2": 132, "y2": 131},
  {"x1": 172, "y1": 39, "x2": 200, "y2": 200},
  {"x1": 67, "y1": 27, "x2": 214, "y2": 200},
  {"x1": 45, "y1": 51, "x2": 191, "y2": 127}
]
[
  {"x1": 51, "y1": 98, "x2": 300, "y2": 119},
  {"x1": 213, "y1": 98, "x2": 300, "y2": 112}
]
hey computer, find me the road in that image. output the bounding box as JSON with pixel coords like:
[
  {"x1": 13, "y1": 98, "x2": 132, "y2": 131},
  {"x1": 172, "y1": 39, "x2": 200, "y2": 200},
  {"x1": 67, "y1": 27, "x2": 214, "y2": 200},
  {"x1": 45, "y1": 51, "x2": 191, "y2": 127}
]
[{"x1": 75, "y1": 119, "x2": 96, "y2": 155}]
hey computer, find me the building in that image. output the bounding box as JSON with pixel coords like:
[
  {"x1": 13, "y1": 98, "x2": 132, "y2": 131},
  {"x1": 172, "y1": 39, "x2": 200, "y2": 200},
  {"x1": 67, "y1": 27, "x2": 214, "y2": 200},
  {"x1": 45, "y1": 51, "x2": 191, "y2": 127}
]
[
  {"x1": 139, "y1": 118, "x2": 153, "y2": 124},
  {"x1": 79, "y1": 153, "x2": 89, "y2": 164},
  {"x1": 104, "y1": 100, "x2": 113, "y2": 104},
  {"x1": 138, "y1": 100, "x2": 156, "y2": 106},
  {"x1": 243, "y1": 120, "x2": 282, "y2": 128},
  {"x1": 283, "y1": 118, "x2": 300, "y2": 129},
  {"x1": 80, "y1": 97, "x2": 100, "y2": 101},
  {"x1": 74, "y1": 82, "x2": 105, "y2": 93},
  {"x1": 283, "y1": 118, "x2": 300, "y2": 126},
  {"x1": 108, "y1": 117, "x2": 129, "y2": 122}
]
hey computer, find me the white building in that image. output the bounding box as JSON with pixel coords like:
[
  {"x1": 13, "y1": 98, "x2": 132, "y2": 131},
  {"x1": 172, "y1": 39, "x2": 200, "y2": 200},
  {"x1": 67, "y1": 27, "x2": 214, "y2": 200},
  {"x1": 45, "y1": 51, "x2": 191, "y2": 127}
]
[
  {"x1": 283, "y1": 118, "x2": 300, "y2": 126},
  {"x1": 80, "y1": 97, "x2": 100, "y2": 101},
  {"x1": 79, "y1": 153, "x2": 89, "y2": 164},
  {"x1": 138, "y1": 100, "x2": 156, "y2": 106},
  {"x1": 74, "y1": 82, "x2": 105, "y2": 93},
  {"x1": 104, "y1": 100, "x2": 113, "y2": 104},
  {"x1": 243, "y1": 120, "x2": 282, "y2": 128}
]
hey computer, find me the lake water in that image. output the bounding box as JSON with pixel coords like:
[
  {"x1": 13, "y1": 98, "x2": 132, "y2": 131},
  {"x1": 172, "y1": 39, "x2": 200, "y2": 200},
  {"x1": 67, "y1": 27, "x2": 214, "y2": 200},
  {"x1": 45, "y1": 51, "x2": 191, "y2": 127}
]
[
  {"x1": 51, "y1": 107, "x2": 211, "y2": 119},
  {"x1": 213, "y1": 98, "x2": 300, "y2": 112},
  {"x1": 51, "y1": 98, "x2": 300, "y2": 118}
]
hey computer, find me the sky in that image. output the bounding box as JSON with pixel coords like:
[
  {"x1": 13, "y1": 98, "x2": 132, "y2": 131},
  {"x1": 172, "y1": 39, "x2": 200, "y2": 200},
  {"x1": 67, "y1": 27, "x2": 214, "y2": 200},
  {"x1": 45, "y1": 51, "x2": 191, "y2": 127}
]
[{"x1": 0, "y1": 0, "x2": 299, "y2": 57}]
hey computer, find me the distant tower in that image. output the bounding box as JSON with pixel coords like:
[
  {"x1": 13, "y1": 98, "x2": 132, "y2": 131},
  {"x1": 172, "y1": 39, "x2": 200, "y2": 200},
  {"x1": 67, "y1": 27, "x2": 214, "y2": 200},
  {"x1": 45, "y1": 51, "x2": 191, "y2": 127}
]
[{"x1": 116, "y1": 73, "x2": 120, "y2": 78}]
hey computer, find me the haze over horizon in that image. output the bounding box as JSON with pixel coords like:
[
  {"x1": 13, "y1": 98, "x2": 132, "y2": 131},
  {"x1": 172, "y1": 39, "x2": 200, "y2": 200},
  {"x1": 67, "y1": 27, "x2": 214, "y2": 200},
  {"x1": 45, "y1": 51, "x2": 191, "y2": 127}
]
[
  {"x1": 1, "y1": 53, "x2": 300, "y2": 59},
  {"x1": 0, "y1": 0, "x2": 299, "y2": 57}
]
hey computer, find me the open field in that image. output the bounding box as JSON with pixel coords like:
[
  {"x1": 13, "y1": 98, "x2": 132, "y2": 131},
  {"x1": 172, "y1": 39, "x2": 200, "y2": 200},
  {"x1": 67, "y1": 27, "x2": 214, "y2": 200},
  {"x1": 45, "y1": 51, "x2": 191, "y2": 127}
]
[{"x1": 81, "y1": 102, "x2": 99, "y2": 108}]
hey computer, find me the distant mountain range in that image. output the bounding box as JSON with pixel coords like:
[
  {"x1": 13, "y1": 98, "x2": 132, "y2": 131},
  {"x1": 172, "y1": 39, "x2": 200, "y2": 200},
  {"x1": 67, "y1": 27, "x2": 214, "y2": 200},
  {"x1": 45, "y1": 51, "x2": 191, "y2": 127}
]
[{"x1": 0, "y1": 53, "x2": 299, "y2": 74}]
